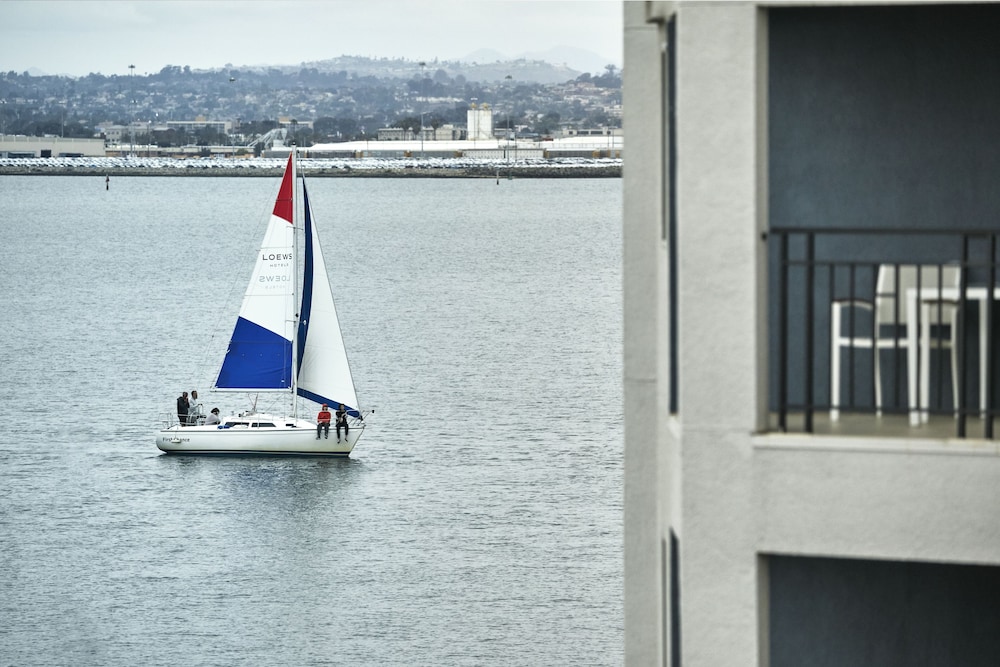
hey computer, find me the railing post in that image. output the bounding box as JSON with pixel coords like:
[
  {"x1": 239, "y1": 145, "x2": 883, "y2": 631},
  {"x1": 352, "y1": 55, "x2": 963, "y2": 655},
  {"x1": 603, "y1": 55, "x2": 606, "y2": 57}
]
[
  {"x1": 778, "y1": 232, "x2": 789, "y2": 432},
  {"x1": 847, "y1": 263, "x2": 856, "y2": 411},
  {"x1": 913, "y1": 263, "x2": 923, "y2": 421},
  {"x1": 827, "y1": 263, "x2": 835, "y2": 415},
  {"x1": 934, "y1": 264, "x2": 944, "y2": 420},
  {"x1": 986, "y1": 233, "x2": 996, "y2": 438},
  {"x1": 958, "y1": 237, "x2": 969, "y2": 438},
  {"x1": 892, "y1": 262, "x2": 902, "y2": 411},
  {"x1": 805, "y1": 233, "x2": 815, "y2": 432}
]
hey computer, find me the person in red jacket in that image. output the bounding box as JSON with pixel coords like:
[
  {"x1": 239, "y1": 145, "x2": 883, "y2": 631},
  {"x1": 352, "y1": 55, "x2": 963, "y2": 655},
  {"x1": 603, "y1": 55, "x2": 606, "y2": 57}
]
[{"x1": 316, "y1": 404, "x2": 332, "y2": 439}]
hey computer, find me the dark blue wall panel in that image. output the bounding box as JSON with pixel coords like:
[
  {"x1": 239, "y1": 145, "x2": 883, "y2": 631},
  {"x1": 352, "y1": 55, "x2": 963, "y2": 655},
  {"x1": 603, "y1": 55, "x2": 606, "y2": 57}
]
[
  {"x1": 770, "y1": 555, "x2": 1000, "y2": 666},
  {"x1": 770, "y1": 5, "x2": 1000, "y2": 231}
]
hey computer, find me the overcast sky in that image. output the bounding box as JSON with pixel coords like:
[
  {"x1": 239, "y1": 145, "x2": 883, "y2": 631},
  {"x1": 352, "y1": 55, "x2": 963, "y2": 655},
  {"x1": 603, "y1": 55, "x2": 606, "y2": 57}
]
[{"x1": 1, "y1": 0, "x2": 623, "y2": 77}]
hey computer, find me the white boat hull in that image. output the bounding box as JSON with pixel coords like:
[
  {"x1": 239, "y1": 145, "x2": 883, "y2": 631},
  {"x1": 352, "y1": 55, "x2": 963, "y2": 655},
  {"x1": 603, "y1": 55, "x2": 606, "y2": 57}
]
[{"x1": 156, "y1": 414, "x2": 363, "y2": 456}]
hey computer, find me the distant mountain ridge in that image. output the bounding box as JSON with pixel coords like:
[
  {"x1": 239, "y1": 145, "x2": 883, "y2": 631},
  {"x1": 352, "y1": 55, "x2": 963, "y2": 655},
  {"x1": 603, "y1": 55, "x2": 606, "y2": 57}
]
[
  {"x1": 19, "y1": 47, "x2": 616, "y2": 84},
  {"x1": 253, "y1": 48, "x2": 613, "y2": 85},
  {"x1": 462, "y1": 46, "x2": 616, "y2": 76}
]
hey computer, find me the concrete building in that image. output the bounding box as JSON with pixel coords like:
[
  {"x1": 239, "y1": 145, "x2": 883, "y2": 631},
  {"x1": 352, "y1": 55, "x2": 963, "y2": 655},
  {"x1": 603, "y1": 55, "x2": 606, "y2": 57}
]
[
  {"x1": 164, "y1": 118, "x2": 232, "y2": 134},
  {"x1": 623, "y1": 3, "x2": 1000, "y2": 666},
  {"x1": 0, "y1": 135, "x2": 105, "y2": 157},
  {"x1": 376, "y1": 125, "x2": 464, "y2": 142},
  {"x1": 376, "y1": 127, "x2": 414, "y2": 142},
  {"x1": 466, "y1": 103, "x2": 494, "y2": 141},
  {"x1": 275, "y1": 138, "x2": 546, "y2": 161}
]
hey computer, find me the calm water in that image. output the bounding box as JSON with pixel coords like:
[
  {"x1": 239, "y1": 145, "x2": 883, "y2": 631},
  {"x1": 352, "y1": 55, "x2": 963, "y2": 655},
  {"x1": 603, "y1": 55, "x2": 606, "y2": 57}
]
[{"x1": 0, "y1": 174, "x2": 623, "y2": 666}]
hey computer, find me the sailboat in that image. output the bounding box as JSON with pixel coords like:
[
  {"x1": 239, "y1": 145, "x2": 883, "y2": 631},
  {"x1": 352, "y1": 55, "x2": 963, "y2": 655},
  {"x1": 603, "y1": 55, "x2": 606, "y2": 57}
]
[{"x1": 156, "y1": 151, "x2": 367, "y2": 455}]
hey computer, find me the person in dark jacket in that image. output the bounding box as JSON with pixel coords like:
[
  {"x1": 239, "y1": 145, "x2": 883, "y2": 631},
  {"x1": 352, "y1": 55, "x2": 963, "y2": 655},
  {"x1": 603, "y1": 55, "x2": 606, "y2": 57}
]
[
  {"x1": 336, "y1": 404, "x2": 349, "y2": 443},
  {"x1": 177, "y1": 391, "x2": 190, "y2": 427}
]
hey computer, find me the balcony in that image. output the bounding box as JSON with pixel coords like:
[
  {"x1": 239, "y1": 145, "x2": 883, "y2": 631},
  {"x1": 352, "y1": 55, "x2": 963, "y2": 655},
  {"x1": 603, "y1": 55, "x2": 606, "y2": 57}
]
[{"x1": 771, "y1": 227, "x2": 999, "y2": 439}]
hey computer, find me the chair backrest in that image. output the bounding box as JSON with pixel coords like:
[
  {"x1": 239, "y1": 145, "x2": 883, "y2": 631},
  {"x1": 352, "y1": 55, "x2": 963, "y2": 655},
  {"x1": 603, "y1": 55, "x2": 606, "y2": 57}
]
[{"x1": 874, "y1": 264, "x2": 961, "y2": 326}]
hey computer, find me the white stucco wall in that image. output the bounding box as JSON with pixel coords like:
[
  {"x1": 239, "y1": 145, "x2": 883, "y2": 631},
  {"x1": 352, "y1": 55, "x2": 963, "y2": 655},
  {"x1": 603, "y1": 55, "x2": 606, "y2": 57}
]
[
  {"x1": 755, "y1": 436, "x2": 1000, "y2": 565},
  {"x1": 622, "y1": 2, "x2": 668, "y2": 665},
  {"x1": 675, "y1": 2, "x2": 763, "y2": 664}
]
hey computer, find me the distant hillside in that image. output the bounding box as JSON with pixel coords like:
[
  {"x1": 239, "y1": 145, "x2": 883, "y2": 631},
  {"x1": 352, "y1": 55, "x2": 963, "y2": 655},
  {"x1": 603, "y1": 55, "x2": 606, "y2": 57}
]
[
  {"x1": 517, "y1": 46, "x2": 617, "y2": 76},
  {"x1": 0, "y1": 49, "x2": 621, "y2": 144},
  {"x1": 262, "y1": 53, "x2": 586, "y2": 85}
]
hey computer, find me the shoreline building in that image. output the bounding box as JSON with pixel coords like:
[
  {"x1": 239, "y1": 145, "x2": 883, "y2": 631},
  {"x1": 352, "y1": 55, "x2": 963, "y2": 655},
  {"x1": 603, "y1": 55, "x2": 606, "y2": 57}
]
[
  {"x1": 0, "y1": 135, "x2": 105, "y2": 158},
  {"x1": 466, "y1": 103, "x2": 493, "y2": 141},
  {"x1": 623, "y1": 2, "x2": 1000, "y2": 665}
]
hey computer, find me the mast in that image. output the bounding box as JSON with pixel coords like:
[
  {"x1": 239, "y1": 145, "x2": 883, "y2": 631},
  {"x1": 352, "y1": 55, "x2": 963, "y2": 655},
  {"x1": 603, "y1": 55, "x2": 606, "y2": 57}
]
[{"x1": 289, "y1": 146, "x2": 300, "y2": 419}]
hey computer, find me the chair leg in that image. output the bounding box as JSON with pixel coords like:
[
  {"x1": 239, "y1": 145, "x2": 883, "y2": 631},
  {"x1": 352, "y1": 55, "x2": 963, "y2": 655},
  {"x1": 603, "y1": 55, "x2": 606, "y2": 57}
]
[
  {"x1": 874, "y1": 342, "x2": 883, "y2": 417},
  {"x1": 920, "y1": 317, "x2": 931, "y2": 424},
  {"x1": 830, "y1": 309, "x2": 841, "y2": 422},
  {"x1": 978, "y1": 301, "x2": 987, "y2": 418},
  {"x1": 950, "y1": 308, "x2": 960, "y2": 417},
  {"x1": 918, "y1": 311, "x2": 961, "y2": 423},
  {"x1": 951, "y1": 342, "x2": 959, "y2": 417}
]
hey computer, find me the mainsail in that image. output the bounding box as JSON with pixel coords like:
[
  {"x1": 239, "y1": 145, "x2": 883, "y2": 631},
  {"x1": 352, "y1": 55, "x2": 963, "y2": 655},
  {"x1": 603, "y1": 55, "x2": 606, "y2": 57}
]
[{"x1": 216, "y1": 154, "x2": 297, "y2": 390}]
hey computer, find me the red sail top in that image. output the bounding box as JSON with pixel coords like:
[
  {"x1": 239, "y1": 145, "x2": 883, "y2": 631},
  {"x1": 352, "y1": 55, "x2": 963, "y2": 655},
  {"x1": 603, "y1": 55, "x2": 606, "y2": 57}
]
[{"x1": 272, "y1": 154, "x2": 294, "y2": 223}]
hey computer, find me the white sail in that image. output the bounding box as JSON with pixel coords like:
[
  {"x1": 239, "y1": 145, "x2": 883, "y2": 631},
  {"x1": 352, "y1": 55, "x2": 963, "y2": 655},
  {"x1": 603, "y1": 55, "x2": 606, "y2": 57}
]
[{"x1": 296, "y1": 183, "x2": 360, "y2": 415}]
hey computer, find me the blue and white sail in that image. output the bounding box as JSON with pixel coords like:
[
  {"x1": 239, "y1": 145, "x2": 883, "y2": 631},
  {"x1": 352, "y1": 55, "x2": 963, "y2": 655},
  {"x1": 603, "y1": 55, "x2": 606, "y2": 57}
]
[
  {"x1": 216, "y1": 155, "x2": 298, "y2": 391},
  {"x1": 296, "y1": 183, "x2": 360, "y2": 417}
]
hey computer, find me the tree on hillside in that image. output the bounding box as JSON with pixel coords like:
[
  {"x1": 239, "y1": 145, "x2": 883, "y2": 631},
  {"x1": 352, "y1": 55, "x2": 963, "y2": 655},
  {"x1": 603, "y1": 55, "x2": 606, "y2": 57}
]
[
  {"x1": 393, "y1": 116, "x2": 421, "y2": 133},
  {"x1": 535, "y1": 112, "x2": 561, "y2": 135},
  {"x1": 593, "y1": 64, "x2": 621, "y2": 88}
]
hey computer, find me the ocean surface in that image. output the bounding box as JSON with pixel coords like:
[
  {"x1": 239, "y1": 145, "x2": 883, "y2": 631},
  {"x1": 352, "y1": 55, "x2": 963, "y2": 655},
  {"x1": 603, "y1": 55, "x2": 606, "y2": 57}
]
[{"x1": 0, "y1": 174, "x2": 623, "y2": 666}]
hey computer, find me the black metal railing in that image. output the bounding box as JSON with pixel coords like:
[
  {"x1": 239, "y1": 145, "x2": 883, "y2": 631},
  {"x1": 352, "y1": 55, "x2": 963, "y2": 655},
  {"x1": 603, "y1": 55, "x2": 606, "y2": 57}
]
[{"x1": 771, "y1": 227, "x2": 999, "y2": 438}]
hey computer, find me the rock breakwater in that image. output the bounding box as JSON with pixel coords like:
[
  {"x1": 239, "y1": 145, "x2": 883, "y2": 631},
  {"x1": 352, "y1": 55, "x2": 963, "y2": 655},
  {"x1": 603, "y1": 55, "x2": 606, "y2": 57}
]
[{"x1": 0, "y1": 156, "x2": 621, "y2": 178}]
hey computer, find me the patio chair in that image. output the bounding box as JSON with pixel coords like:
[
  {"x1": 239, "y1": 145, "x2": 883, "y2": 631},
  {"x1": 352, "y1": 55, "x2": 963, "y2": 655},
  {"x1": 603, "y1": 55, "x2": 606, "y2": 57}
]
[{"x1": 830, "y1": 264, "x2": 960, "y2": 421}]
